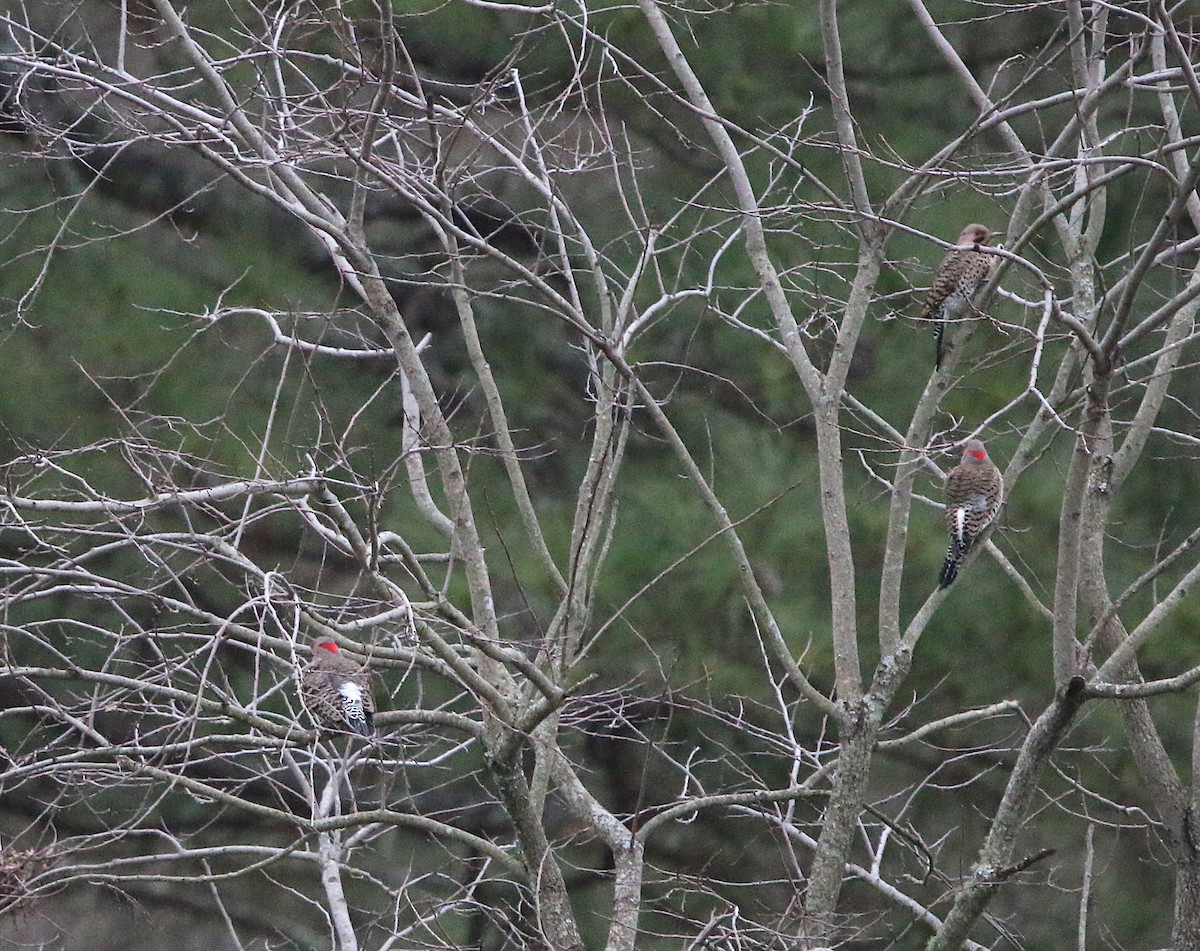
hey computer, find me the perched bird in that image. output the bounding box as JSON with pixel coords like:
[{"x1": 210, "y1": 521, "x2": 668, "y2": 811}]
[
  {"x1": 920, "y1": 223, "x2": 997, "y2": 369},
  {"x1": 299, "y1": 637, "x2": 375, "y2": 736},
  {"x1": 939, "y1": 439, "x2": 1004, "y2": 589}
]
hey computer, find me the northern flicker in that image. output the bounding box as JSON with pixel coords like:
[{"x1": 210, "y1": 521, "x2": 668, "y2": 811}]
[
  {"x1": 939, "y1": 439, "x2": 1004, "y2": 589},
  {"x1": 299, "y1": 637, "x2": 375, "y2": 736},
  {"x1": 921, "y1": 223, "x2": 997, "y2": 369}
]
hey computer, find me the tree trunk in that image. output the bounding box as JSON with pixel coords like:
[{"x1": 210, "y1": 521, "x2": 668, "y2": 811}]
[
  {"x1": 1175, "y1": 848, "x2": 1200, "y2": 951},
  {"x1": 803, "y1": 715, "x2": 877, "y2": 944},
  {"x1": 488, "y1": 750, "x2": 586, "y2": 951}
]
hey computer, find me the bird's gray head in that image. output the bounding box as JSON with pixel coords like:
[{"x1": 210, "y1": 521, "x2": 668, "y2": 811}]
[
  {"x1": 959, "y1": 223, "x2": 991, "y2": 246},
  {"x1": 311, "y1": 637, "x2": 339, "y2": 655},
  {"x1": 961, "y1": 439, "x2": 989, "y2": 464}
]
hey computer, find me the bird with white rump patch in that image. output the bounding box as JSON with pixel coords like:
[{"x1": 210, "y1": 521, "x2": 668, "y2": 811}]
[{"x1": 299, "y1": 636, "x2": 376, "y2": 736}]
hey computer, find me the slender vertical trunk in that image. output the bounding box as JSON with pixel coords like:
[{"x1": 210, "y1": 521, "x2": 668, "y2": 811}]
[
  {"x1": 606, "y1": 838, "x2": 645, "y2": 951},
  {"x1": 489, "y1": 749, "x2": 586, "y2": 951},
  {"x1": 1175, "y1": 852, "x2": 1200, "y2": 951},
  {"x1": 803, "y1": 715, "x2": 876, "y2": 944},
  {"x1": 318, "y1": 831, "x2": 359, "y2": 951}
]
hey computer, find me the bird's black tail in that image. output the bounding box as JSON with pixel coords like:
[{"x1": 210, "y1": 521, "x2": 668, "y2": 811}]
[
  {"x1": 934, "y1": 321, "x2": 945, "y2": 370},
  {"x1": 939, "y1": 539, "x2": 964, "y2": 588}
]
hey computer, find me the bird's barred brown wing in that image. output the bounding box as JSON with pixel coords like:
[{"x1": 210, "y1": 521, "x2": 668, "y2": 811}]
[
  {"x1": 927, "y1": 245, "x2": 997, "y2": 369},
  {"x1": 919, "y1": 248, "x2": 963, "y2": 323},
  {"x1": 300, "y1": 667, "x2": 345, "y2": 728}
]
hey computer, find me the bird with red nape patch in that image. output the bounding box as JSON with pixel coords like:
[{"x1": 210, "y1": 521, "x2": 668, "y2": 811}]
[
  {"x1": 299, "y1": 637, "x2": 375, "y2": 736},
  {"x1": 939, "y1": 439, "x2": 1004, "y2": 589}
]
